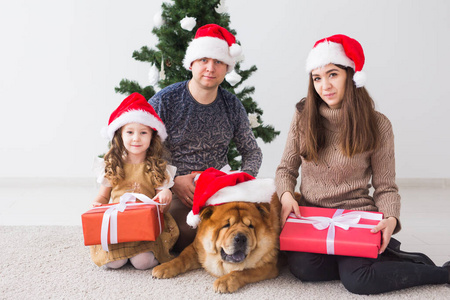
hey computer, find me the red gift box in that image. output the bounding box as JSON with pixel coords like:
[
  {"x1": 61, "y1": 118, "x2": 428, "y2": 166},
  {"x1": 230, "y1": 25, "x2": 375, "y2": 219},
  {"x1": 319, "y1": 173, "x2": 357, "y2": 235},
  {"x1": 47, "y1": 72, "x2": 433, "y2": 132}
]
[
  {"x1": 280, "y1": 206, "x2": 383, "y2": 258},
  {"x1": 81, "y1": 193, "x2": 164, "y2": 251}
]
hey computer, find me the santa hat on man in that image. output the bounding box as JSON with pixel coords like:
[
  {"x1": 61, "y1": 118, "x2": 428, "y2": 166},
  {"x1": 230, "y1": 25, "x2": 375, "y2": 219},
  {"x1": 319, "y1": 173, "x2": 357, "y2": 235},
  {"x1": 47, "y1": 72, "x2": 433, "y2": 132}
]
[
  {"x1": 102, "y1": 92, "x2": 167, "y2": 141},
  {"x1": 305, "y1": 34, "x2": 367, "y2": 88},
  {"x1": 186, "y1": 168, "x2": 275, "y2": 229},
  {"x1": 183, "y1": 24, "x2": 242, "y2": 73}
]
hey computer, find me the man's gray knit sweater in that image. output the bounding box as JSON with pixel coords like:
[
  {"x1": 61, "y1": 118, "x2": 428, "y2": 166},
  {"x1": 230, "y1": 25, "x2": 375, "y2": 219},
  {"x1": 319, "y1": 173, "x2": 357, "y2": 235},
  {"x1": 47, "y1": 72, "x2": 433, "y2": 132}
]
[{"x1": 149, "y1": 81, "x2": 262, "y2": 177}]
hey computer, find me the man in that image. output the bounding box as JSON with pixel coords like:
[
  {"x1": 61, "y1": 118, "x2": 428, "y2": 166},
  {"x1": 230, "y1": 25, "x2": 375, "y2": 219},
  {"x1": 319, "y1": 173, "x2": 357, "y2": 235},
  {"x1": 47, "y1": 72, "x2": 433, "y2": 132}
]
[{"x1": 149, "y1": 24, "x2": 262, "y2": 252}]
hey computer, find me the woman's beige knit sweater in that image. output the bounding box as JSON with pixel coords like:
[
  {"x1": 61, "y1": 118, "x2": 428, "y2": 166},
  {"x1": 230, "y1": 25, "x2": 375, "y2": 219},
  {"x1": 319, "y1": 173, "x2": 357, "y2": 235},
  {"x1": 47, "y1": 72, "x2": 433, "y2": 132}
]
[{"x1": 275, "y1": 102, "x2": 401, "y2": 233}]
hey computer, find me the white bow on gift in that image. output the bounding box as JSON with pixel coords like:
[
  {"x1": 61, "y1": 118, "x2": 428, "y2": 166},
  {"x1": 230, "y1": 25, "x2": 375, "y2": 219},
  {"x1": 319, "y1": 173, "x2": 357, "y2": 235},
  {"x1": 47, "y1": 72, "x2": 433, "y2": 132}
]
[
  {"x1": 286, "y1": 209, "x2": 382, "y2": 255},
  {"x1": 93, "y1": 193, "x2": 165, "y2": 252}
]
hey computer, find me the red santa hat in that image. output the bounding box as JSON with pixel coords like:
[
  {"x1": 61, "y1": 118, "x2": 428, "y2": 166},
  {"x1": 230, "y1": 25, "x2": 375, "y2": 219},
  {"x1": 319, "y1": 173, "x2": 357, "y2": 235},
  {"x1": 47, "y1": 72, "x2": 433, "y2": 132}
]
[
  {"x1": 102, "y1": 93, "x2": 167, "y2": 141},
  {"x1": 186, "y1": 168, "x2": 275, "y2": 228},
  {"x1": 183, "y1": 24, "x2": 242, "y2": 73},
  {"x1": 306, "y1": 34, "x2": 367, "y2": 88}
]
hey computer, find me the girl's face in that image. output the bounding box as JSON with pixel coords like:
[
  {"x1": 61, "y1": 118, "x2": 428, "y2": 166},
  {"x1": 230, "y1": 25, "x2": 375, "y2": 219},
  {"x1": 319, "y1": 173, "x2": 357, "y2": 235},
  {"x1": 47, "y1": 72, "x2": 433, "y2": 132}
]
[
  {"x1": 311, "y1": 63, "x2": 347, "y2": 109},
  {"x1": 121, "y1": 123, "x2": 153, "y2": 163}
]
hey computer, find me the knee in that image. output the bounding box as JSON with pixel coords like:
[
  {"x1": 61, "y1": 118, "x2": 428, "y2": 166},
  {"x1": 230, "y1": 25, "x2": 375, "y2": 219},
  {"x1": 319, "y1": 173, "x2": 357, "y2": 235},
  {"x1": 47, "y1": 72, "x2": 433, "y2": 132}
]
[
  {"x1": 287, "y1": 252, "x2": 322, "y2": 281},
  {"x1": 338, "y1": 257, "x2": 376, "y2": 295},
  {"x1": 341, "y1": 278, "x2": 371, "y2": 295},
  {"x1": 105, "y1": 259, "x2": 128, "y2": 269},
  {"x1": 289, "y1": 264, "x2": 312, "y2": 281},
  {"x1": 130, "y1": 252, "x2": 159, "y2": 270},
  {"x1": 339, "y1": 267, "x2": 375, "y2": 295}
]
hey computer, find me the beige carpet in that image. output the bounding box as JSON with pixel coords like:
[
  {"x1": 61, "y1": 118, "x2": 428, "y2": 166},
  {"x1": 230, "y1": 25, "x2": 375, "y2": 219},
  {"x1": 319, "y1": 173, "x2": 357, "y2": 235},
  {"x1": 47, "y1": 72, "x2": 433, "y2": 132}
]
[{"x1": 1, "y1": 226, "x2": 448, "y2": 299}]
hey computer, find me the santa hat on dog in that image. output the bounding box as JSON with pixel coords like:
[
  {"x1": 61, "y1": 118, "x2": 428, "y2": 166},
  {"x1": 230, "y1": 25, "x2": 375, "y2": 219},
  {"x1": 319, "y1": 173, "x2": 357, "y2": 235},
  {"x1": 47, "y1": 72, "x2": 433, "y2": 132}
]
[
  {"x1": 305, "y1": 34, "x2": 366, "y2": 88},
  {"x1": 186, "y1": 168, "x2": 275, "y2": 229},
  {"x1": 102, "y1": 92, "x2": 167, "y2": 141},
  {"x1": 183, "y1": 24, "x2": 242, "y2": 73}
]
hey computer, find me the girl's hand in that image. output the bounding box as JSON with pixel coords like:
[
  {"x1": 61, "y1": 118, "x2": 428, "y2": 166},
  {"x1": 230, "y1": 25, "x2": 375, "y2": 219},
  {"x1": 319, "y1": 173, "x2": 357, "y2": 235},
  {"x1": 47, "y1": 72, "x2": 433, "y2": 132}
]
[
  {"x1": 153, "y1": 189, "x2": 172, "y2": 213},
  {"x1": 171, "y1": 174, "x2": 196, "y2": 208},
  {"x1": 91, "y1": 185, "x2": 112, "y2": 208},
  {"x1": 371, "y1": 216, "x2": 397, "y2": 254},
  {"x1": 280, "y1": 192, "x2": 301, "y2": 228}
]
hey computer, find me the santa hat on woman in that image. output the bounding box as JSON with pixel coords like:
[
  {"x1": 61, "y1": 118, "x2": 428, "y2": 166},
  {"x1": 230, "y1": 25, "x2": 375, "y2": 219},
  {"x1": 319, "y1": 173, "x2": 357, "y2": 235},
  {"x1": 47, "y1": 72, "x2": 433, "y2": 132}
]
[
  {"x1": 186, "y1": 168, "x2": 275, "y2": 229},
  {"x1": 183, "y1": 24, "x2": 242, "y2": 73},
  {"x1": 102, "y1": 92, "x2": 167, "y2": 141},
  {"x1": 305, "y1": 34, "x2": 367, "y2": 88}
]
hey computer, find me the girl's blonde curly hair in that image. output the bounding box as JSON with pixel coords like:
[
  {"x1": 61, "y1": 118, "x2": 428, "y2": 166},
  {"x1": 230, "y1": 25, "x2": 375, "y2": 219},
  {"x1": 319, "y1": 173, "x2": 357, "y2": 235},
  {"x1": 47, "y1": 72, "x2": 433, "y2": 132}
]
[{"x1": 103, "y1": 127, "x2": 168, "y2": 187}]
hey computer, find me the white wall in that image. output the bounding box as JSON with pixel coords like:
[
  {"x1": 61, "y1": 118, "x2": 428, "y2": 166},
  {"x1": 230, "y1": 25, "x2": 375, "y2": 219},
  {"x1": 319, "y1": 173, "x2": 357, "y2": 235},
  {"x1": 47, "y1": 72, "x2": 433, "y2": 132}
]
[{"x1": 1, "y1": 0, "x2": 449, "y2": 180}]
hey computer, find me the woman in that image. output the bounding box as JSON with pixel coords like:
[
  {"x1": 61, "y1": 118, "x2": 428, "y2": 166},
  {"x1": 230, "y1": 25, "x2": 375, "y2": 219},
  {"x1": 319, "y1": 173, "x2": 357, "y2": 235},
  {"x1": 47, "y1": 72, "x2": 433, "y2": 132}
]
[{"x1": 275, "y1": 34, "x2": 449, "y2": 294}]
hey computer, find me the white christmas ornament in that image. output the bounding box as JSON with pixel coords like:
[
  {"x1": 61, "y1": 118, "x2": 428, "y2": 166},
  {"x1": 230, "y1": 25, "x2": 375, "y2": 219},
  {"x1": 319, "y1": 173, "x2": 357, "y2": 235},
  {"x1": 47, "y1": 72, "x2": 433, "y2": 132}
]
[
  {"x1": 160, "y1": 55, "x2": 166, "y2": 80},
  {"x1": 215, "y1": 0, "x2": 228, "y2": 13},
  {"x1": 180, "y1": 16, "x2": 196, "y2": 31},
  {"x1": 225, "y1": 69, "x2": 242, "y2": 86},
  {"x1": 153, "y1": 10, "x2": 164, "y2": 28},
  {"x1": 148, "y1": 64, "x2": 159, "y2": 86},
  {"x1": 248, "y1": 113, "x2": 260, "y2": 128}
]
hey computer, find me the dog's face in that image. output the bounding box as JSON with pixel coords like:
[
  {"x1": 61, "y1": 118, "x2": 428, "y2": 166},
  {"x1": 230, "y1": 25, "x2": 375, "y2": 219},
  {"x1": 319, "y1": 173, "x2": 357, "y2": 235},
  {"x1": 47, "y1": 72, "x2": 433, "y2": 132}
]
[{"x1": 194, "y1": 201, "x2": 278, "y2": 277}]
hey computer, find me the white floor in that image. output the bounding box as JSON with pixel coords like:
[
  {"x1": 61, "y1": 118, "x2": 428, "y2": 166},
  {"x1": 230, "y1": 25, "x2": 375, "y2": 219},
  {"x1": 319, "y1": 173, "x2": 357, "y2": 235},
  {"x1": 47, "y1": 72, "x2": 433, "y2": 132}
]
[{"x1": 1, "y1": 178, "x2": 449, "y2": 266}]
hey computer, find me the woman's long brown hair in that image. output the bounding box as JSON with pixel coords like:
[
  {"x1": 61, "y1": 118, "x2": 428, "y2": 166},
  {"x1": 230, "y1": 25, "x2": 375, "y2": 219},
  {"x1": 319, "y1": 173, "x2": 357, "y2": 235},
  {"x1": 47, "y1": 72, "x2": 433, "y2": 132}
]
[
  {"x1": 104, "y1": 128, "x2": 168, "y2": 187},
  {"x1": 299, "y1": 65, "x2": 380, "y2": 161}
]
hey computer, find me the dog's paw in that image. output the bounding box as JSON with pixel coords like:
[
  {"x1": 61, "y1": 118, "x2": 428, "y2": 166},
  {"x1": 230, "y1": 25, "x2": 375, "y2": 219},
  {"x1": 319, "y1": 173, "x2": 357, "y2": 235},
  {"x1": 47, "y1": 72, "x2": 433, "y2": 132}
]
[
  {"x1": 151, "y1": 263, "x2": 178, "y2": 279},
  {"x1": 213, "y1": 274, "x2": 241, "y2": 293}
]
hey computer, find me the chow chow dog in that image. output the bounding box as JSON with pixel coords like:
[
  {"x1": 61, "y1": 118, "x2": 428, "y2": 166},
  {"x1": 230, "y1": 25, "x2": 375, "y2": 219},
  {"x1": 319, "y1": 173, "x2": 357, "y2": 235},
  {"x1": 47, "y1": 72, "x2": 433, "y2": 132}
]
[{"x1": 152, "y1": 194, "x2": 281, "y2": 293}]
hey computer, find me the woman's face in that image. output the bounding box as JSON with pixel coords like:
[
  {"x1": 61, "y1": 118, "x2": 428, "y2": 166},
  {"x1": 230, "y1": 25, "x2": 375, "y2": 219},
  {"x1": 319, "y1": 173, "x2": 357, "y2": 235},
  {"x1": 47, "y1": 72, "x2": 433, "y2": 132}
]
[{"x1": 311, "y1": 63, "x2": 347, "y2": 109}]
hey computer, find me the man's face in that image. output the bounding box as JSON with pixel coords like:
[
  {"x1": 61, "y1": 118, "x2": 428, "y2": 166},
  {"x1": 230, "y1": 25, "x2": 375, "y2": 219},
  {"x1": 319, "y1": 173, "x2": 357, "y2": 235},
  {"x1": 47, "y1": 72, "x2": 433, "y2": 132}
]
[{"x1": 190, "y1": 58, "x2": 228, "y2": 90}]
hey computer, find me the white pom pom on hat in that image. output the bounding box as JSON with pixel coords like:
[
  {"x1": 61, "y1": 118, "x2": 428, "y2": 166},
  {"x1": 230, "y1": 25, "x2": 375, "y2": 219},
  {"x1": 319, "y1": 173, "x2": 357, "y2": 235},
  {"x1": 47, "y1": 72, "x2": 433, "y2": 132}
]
[
  {"x1": 183, "y1": 24, "x2": 242, "y2": 73},
  {"x1": 305, "y1": 34, "x2": 367, "y2": 88},
  {"x1": 186, "y1": 168, "x2": 275, "y2": 229}
]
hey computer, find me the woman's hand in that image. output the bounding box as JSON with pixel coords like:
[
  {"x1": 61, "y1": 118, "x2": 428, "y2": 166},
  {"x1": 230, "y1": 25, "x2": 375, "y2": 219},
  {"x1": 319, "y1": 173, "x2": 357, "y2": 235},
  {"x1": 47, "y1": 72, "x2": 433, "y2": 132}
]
[
  {"x1": 171, "y1": 174, "x2": 197, "y2": 208},
  {"x1": 371, "y1": 216, "x2": 397, "y2": 254},
  {"x1": 280, "y1": 192, "x2": 301, "y2": 228},
  {"x1": 153, "y1": 188, "x2": 173, "y2": 213}
]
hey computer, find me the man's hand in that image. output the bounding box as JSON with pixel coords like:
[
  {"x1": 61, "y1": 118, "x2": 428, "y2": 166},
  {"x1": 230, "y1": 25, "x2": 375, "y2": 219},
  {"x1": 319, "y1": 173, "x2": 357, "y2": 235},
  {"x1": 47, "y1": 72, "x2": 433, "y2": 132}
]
[{"x1": 171, "y1": 174, "x2": 197, "y2": 208}]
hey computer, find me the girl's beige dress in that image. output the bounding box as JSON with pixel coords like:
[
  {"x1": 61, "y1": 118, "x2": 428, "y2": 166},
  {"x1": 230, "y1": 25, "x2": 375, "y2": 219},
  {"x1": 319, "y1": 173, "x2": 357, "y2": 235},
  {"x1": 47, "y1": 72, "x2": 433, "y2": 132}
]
[{"x1": 90, "y1": 162, "x2": 179, "y2": 266}]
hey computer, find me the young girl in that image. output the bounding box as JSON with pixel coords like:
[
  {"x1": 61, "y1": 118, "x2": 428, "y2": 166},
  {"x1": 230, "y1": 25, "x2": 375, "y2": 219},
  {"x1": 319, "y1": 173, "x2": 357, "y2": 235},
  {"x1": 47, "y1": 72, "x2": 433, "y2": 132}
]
[
  {"x1": 275, "y1": 34, "x2": 450, "y2": 294},
  {"x1": 90, "y1": 92, "x2": 179, "y2": 270}
]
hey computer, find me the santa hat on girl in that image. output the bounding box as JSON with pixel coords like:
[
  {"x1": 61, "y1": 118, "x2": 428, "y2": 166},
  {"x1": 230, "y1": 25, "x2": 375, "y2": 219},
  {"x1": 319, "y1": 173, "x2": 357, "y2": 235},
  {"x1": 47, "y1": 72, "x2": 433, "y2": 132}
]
[
  {"x1": 186, "y1": 168, "x2": 275, "y2": 228},
  {"x1": 102, "y1": 93, "x2": 167, "y2": 141},
  {"x1": 183, "y1": 24, "x2": 242, "y2": 73},
  {"x1": 305, "y1": 34, "x2": 367, "y2": 88}
]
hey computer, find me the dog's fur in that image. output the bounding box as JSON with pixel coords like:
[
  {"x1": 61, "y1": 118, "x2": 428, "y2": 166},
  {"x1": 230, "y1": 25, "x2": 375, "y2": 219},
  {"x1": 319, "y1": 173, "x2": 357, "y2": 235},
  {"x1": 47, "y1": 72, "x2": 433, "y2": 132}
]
[{"x1": 152, "y1": 194, "x2": 281, "y2": 293}]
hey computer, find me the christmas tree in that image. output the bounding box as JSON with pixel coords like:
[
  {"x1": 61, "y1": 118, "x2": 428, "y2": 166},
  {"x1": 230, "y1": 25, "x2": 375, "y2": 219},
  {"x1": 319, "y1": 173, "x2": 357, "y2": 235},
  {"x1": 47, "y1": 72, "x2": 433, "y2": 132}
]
[{"x1": 115, "y1": 0, "x2": 279, "y2": 170}]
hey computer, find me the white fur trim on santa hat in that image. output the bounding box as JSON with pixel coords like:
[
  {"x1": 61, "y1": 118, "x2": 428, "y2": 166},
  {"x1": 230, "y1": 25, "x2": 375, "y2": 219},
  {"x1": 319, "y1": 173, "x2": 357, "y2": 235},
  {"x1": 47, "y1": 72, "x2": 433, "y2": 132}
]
[
  {"x1": 105, "y1": 110, "x2": 167, "y2": 141},
  {"x1": 186, "y1": 178, "x2": 275, "y2": 228},
  {"x1": 305, "y1": 41, "x2": 355, "y2": 74},
  {"x1": 206, "y1": 178, "x2": 275, "y2": 206},
  {"x1": 183, "y1": 36, "x2": 236, "y2": 73}
]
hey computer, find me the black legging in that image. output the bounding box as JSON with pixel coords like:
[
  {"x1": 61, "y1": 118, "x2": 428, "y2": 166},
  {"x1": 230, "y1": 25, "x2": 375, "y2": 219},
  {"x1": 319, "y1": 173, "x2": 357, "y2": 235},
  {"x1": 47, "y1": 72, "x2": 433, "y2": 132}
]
[{"x1": 287, "y1": 251, "x2": 448, "y2": 294}]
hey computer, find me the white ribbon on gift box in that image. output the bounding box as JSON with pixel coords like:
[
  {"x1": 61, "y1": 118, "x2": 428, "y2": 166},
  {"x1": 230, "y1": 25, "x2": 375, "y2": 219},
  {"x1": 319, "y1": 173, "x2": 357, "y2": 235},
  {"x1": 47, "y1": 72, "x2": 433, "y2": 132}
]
[
  {"x1": 91, "y1": 193, "x2": 166, "y2": 252},
  {"x1": 286, "y1": 209, "x2": 382, "y2": 255}
]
